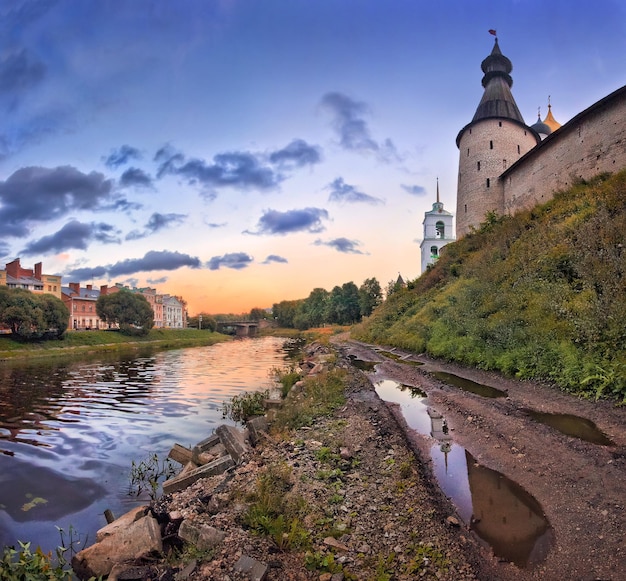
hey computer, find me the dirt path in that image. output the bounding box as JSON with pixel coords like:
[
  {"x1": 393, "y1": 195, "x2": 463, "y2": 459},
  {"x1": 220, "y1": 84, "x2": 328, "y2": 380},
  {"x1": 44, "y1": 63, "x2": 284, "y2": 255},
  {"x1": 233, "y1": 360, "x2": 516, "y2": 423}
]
[{"x1": 336, "y1": 339, "x2": 626, "y2": 581}]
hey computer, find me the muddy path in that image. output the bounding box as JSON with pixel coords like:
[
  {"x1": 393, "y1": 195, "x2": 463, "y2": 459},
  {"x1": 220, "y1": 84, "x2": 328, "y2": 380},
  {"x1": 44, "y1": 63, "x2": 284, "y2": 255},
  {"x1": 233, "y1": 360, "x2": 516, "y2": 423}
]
[{"x1": 335, "y1": 339, "x2": 626, "y2": 581}]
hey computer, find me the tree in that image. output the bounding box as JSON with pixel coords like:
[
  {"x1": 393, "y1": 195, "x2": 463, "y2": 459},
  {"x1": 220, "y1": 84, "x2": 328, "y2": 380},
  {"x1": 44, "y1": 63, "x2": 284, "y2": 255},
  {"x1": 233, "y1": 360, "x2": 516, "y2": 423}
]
[
  {"x1": 96, "y1": 290, "x2": 154, "y2": 336},
  {"x1": 188, "y1": 312, "x2": 217, "y2": 331},
  {"x1": 0, "y1": 287, "x2": 69, "y2": 340},
  {"x1": 358, "y1": 277, "x2": 382, "y2": 317},
  {"x1": 326, "y1": 282, "x2": 360, "y2": 325},
  {"x1": 302, "y1": 288, "x2": 330, "y2": 328},
  {"x1": 249, "y1": 307, "x2": 267, "y2": 321},
  {"x1": 272, "y1": 299, "x2": 303, "y2": 328}
]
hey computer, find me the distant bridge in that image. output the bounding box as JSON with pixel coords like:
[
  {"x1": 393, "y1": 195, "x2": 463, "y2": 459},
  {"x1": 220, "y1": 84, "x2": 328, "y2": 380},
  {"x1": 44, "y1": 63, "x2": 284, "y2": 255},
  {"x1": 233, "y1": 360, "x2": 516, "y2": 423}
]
[{"x1": 215, "y1": 321, "x2": 259, "y2": 337}]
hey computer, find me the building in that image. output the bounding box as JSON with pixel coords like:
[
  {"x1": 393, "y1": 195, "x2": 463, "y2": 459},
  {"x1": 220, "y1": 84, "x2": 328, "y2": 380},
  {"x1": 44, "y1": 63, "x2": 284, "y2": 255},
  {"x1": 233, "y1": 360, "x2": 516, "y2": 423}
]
[
  {"x1": 135, "y1": 287, "x2": 164, "y2": 328},
  {"x1": 456, "y1": 37, "x2": 626, "y2": 238},
  {"x1": 162, "y1": 295, "x2": 186, "y2": 328},
  {"x1": 420, "y1": 179, "x2": 455, "y2": 273},
  {"x1": 0, "y1": 258, "x2": 62, "y2": 299},
  {"x1": 62, "y1": 283, "x2": 110, "y2": 330}
]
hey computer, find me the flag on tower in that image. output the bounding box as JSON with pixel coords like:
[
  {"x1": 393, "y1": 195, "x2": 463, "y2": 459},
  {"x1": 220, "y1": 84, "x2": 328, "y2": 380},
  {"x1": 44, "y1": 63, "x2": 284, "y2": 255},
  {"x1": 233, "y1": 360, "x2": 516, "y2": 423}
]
[{"x1": 488, "y1": 29, "x2": 497, "y2": 36}]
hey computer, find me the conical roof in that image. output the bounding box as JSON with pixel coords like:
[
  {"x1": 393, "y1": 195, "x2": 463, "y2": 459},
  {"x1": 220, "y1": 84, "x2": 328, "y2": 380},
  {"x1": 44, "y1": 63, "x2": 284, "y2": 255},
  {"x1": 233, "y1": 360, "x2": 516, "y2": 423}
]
[{"x1": 472, "y1": 39, "x2": 526, "y2": 124}]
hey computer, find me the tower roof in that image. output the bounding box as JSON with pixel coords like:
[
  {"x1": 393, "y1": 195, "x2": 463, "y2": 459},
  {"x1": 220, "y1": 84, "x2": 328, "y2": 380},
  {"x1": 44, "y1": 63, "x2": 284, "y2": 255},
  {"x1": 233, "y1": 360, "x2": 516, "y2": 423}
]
[
  {"x1": 471, "y1": 38, "x2": 526, "y2": 124},
  {"x1": 530, "y1": 109, "x2": 552, "y2": 137}
]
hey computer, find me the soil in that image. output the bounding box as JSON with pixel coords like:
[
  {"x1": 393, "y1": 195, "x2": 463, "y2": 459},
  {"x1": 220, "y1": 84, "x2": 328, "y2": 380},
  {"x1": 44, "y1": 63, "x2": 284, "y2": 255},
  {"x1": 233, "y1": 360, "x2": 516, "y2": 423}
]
[{"x1": 144, "y1": 337, "x2": 624, "y2": 581}]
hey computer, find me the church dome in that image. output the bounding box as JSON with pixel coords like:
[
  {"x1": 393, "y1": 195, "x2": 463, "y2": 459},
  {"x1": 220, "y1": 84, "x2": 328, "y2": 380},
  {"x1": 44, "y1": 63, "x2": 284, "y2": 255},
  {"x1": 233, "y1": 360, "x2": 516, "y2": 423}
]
[
  {"x1": 543, "y1": 102, "x2": 561, "y2": 132},
  {"x1": 531, "y1": 113, "x2": 552, "y2": 138}
]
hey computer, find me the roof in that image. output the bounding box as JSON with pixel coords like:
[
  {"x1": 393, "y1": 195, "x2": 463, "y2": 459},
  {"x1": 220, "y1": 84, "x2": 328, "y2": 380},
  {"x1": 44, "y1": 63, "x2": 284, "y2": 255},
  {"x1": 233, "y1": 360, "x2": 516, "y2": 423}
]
[
  {"x1": 543, "y1": 104, "x2": 561, "y2": 132},
  {"x1": 471, "y1": 39, "x2": 525, "y2": 124},
  {"x1": 61, "y1": 286, "x2": 101, "y2": 300}
]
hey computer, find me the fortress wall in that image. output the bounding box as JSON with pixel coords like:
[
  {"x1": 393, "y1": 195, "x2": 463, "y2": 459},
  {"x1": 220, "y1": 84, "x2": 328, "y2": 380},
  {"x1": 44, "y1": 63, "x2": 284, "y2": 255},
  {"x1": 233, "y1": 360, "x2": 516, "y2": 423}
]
[{"x1": 502, "y1": 86, "x2": 626, "y2": 214}]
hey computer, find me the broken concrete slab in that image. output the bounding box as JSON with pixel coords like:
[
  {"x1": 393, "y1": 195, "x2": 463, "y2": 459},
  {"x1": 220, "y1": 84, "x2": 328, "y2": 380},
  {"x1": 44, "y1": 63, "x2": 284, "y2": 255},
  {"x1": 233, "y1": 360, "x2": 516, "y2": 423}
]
[
  {"x1": 162, "y1": 455, "x2": 234, "y2": 494},
  {"x1": 246, "y1": 416, "x2": 268, "y2": 447},
  {"x1": 216, "y1": 424, "x2": 250, "y2": 464},
  {"x1": 168, "y1": 443, "x2": 193, "y2": 465},
  {"x1": 72, "y1": 515, "x2": 162, "y2": 580},
  {"x1": 233, "y1": 555, "x2": 268, "y2": 581},
  {"x1": 96, "y1": 505, "x2": 148, "y2": 543}
]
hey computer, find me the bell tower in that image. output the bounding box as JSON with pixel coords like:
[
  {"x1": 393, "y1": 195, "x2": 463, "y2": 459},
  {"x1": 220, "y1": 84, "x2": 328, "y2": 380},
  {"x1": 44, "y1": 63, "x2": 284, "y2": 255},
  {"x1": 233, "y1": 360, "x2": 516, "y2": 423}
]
[
  {"x1": 420, "y1": 179, "x2": 455, "y2": 273},
  {"x1": 455, "y1": 36, "x2": 539, "y2": 237}
]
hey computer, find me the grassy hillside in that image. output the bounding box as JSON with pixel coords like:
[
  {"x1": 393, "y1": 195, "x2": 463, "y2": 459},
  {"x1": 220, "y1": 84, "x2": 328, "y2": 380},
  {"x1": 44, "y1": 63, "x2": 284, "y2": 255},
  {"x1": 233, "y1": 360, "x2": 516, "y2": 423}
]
[{"x1": 353, "y1": 170, "x2": 626, "y2": 402}]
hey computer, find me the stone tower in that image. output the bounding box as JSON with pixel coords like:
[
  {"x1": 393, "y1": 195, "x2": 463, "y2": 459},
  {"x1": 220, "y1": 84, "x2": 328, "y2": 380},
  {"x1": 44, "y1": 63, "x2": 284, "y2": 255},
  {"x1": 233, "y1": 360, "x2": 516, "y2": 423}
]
[
  {"x1": 455, "y1": 37, "x2": 539, "y2": 237},
  {"x1": 420, "y1": 179, "x2": 455, "y2": 273}
]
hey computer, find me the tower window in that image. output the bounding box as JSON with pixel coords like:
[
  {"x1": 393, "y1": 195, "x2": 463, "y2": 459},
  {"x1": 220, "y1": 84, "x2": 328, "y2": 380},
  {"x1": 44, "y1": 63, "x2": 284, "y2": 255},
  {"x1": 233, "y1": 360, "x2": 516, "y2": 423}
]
[
  {"x1": 477, "y1": 161, "x2": 481, "y2": 171},
  {"x1": 517, "y1": 144, "x2": 521, "y2": 154},
  {"x1": 435, "y1": 221, "x2": 445, "y2": 239},
  {"x1": 467, "y1": 148, "x2": 469, "y2": 156},
  {"x1": 498, "y1": 121, "x2": 502, "y2": 127},
  {"x1": 430, "y1": 246, "x2": 439, "y2": 258},
  {"x1": 486, "y1": 178, "x2": 490, "y2": 188},
  {"x1": 503, "y1": 159, "x2": 507, "y2": 169},
  {"x1": 464, "y1": 204, "x2": 467, "y2": 213},
  {"x1": 489, "y1": 140, "x2": 493, "y2": 149}
]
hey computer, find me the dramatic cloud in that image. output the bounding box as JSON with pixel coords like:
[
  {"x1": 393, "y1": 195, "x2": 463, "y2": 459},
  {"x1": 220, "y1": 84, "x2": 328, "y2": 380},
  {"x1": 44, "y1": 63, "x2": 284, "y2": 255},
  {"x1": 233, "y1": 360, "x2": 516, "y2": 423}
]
[
  {"x1": 401, "y1": 184, "x2": 427, "y2": 196},
  {"x1": 326, "y1": 177, "x2": 384, "y2": 205},
  {"x1": 0, "y1": 166, "x2": 114, "y2": 237},
  {"x1": 103, "y1": 145, "x2": 142, "y2": 169},
  {"x1": 21, "y1": 220, "x2": 120, "y2": 255},
  {"x1": 207, "y1": 252, "x2": 254, "y2": 270},
  {"x1": 314, "y1": 237, "x2": 366, "y2": 254},
  {"x1": 126, "y1": 212, "x2": 187, "y2": 241},
  {"x1": 320, "y1": 92, "x2": 398, "y2": 161},
  {"x1": 65, "y1": 250, "x2": 201, "y2": 281},
  {"x1": 157, "y1": 148, "x2": 282, "y2": 191},
  {"x1": 262, "y1": 254, "x2": 288, "y2": 264},
  {"x1": 246, "y1": 207, "x2": 329, "y2": 235},
  {"x1": 119, "y1": 167, "x2": 153, "y2": 189},
  {"x1": 269, "y1": 139, "x2": 322, "y2": 168}
]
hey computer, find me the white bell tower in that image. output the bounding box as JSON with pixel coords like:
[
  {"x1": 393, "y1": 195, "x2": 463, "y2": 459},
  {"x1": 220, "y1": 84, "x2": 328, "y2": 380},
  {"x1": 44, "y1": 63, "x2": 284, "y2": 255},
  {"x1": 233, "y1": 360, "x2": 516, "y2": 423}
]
[{"x1": 420, "y1": 179, "x2": 455, "y2": 273}]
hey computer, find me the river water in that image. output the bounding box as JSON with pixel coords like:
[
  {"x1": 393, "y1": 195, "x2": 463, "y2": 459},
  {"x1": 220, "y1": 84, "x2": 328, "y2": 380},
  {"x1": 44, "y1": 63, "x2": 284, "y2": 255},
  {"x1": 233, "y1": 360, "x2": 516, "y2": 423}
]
[{"x1": 0, "y1": 336, "x2": 290, "y2": 554}]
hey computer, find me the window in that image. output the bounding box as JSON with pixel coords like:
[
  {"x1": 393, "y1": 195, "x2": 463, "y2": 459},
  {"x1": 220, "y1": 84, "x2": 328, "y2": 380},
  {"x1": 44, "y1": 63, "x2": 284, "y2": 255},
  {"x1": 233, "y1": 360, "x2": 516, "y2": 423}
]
[
  {"x1": 73, "y1": 304, "x2": 77, "y2": 311},
  {"x1": 467, "y1": 148, "x2": 469, "y2": 156},
  {"x1": 498, "y1": 121, "x2": 502, "y2": 127},
  {"x1": 82, "y1": 305, "x2": 86, "y2": 312},
  {"x1": 435, "y1": 221, "x2": 445, "y2": 239},
  {"x1": 486, "y1": 178, "x2": 490, "y2": 188},
  {"x1": 517, "y1": 144, "x2": 521, "y2": 154},
  {"x1": 503, "y1": 159, "x2": 507, "y2": 169},
  {"x1": 464, "y1": 204, "x2": 467, "y2": 213},
  {"x1": 477, "y1": 161, "x2": 481, "y2": 171},
  {"x1": 430, "y1": 246, "x2": 439, "y2": 258},
  {"x1": 489, "y1": 140, "x2": 493, "y2": 149}
]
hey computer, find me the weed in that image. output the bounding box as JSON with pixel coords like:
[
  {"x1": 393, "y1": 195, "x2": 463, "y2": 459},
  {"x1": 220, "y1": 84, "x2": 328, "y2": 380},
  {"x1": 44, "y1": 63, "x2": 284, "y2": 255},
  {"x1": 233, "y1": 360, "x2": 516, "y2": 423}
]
[
  {"x1": 222, "y1": 389, "x2": 269, "y2": 424},
  {"x1": 128, "y1": 453, "x2": 177, "y2": 499}
]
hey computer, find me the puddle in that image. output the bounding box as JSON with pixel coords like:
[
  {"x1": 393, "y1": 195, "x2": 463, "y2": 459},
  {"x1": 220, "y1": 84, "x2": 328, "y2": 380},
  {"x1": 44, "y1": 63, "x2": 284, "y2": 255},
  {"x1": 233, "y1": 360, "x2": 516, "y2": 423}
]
[
  {"x1": 524, "y1": 410, "x2": 614, "y2": 446},
  {"x1": 348, "y1": 355, "x2": 378, "y2": 372},
  {"x1": 378, "y1": 350, "x2": 424, "y2": 366},
  {"x1": 375, "y1": 378, "x2": 552, "y2": 568},
  {"x1": 432, "y1": 371, "x2": 507, "y2": 398}
]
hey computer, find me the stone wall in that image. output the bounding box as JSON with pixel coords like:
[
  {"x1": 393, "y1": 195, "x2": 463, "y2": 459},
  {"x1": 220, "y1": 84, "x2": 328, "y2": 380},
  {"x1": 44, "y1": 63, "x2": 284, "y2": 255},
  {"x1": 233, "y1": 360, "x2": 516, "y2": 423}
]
[{"x1": 502, "y1": 85, "x2": 626, "y2": 214}]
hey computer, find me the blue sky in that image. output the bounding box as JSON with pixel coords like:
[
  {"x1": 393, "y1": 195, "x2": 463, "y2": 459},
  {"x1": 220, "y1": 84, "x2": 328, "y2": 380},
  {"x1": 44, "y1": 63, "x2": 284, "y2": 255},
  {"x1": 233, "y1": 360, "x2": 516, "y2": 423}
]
[{"x1": 1, "y1": 0, "x2": 625, "y2": 313}]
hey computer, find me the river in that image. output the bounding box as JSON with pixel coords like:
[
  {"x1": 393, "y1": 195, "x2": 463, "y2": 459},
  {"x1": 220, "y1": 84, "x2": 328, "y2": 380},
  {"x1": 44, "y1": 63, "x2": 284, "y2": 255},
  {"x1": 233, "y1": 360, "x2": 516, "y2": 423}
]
[{"x1": 0, "y1": 336, "x2": 290, "y2": 555}]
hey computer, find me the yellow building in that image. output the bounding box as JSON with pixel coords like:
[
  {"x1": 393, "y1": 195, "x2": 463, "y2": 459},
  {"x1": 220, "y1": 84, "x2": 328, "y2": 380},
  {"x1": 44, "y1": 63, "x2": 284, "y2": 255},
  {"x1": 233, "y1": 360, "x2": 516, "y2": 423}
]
[{"x1": 0, "y1": 258, "x2": 62, "y2": 299}]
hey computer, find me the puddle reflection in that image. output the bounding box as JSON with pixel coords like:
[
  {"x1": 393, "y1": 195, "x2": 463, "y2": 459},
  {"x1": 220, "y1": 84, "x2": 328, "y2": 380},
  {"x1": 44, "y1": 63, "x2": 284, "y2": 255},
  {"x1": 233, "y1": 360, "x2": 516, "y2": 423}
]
[
  {"x1": 376, "y1": 378, "x2": 552, "y2": 567},
  {"x1": 524, "y1": 410, "x2": 614, "y2": 446},
  {"x1": 432, "y1": 371, "x2": 507, "y2": 398}
]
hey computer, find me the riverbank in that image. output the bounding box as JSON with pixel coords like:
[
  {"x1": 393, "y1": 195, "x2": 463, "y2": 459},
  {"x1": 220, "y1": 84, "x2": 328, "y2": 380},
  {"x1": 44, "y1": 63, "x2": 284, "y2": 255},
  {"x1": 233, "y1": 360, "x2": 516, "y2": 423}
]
[{"x1": 0, "y1": 329, "x2": 232, "y2": 362}]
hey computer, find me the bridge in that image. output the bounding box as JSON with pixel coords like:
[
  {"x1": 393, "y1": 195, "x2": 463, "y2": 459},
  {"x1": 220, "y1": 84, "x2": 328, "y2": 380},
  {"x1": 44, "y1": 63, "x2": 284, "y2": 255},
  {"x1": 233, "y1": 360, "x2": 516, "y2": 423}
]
[{"x1": 215, "y1": 321, "x2": 259, "y2": 337}]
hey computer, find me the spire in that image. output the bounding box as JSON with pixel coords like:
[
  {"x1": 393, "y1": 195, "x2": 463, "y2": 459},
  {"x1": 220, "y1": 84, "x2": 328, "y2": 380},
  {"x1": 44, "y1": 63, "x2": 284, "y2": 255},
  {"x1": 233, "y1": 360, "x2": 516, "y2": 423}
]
[
  {"x1": 471, "y1": 38, "x2": 526, "y2": 124},
  {"x1": 436, "y1": 177, "x2": 440, "y2": 204}
]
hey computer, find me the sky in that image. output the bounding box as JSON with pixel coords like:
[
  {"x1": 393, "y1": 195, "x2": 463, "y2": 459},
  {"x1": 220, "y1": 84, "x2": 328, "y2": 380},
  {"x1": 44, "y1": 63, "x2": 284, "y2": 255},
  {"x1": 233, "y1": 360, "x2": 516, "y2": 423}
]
[{"x1": 0, "y1": 0, "x2": 625, "y2": 315}]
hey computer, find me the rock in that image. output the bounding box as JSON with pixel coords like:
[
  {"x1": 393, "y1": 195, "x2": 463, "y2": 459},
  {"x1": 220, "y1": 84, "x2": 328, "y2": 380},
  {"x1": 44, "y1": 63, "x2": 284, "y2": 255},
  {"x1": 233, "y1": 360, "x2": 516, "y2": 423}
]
[
  {"x1": 178, "y1": 520, "x2": 226, "y2": 550},
  {"x1": 246, "y1": 416, "x2": 269, "y2": 447},
  {"x1": 233, "y1": 554, "x2": 268, "y2": 581},
  {"x1": 72, "y1": 515, "x2": 162, "y2": 580},
  {"x1": 175, "y1": 558, "x2": 197, "y2": 579},
  {"x1": 323, "y1": 537, "x2": 349, "y2": 552},
  {"x1": 191, "y1": 434, "x2": 221, "y2": 464},
  {"x1": 96, "y1": 505, "x2": 148, "y2": 542},
  {"x1": 446, "y1": 516, "x2": 461, "y2": 527},
  {"x1": 216, "y1": 424, "x2": 250, "y2": 464}
]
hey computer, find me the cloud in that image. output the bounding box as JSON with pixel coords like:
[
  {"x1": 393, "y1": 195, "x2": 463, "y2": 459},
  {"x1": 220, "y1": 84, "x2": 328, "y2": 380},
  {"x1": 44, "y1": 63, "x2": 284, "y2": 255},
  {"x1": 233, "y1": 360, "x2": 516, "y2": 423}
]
[
  {"x1": 21, "y1": 220, "x2": 121, "y2": 255},
  {"x1": 0, "y1": 49, "x2": 46, "y2": 97},
  {"x1": 157, "y1": 148, "x2": 282, "y2": 191},
  {"x1": 320, "y1": 92, "x2": 398, "y2": 162},
  {"x1": 207, "y1": 252, "x2": 254, "y2": 270},
  {"x1": 314, "y1": 237, "x2": 366, "y2": 254},
  {"x1": 119, "y1": 167, "x2": 153, "y2": 189},
  {"x1": 65, "y1": 250, "x2": 202, "y2": 281},
  {"x1": 103, "y1": 145, "x2": 142, "y2": 169},
  {"x1": 204, "y1": 220, "x2": 227, "y2": 229},
  {"x1": 262, "y1": 254, "x2": 288, "y2": 264},
  {"x1": 147, "y1": 276, "x2": 168, "y2": 285},
  {"x1": 326, "y1": 177, "x2": 384, "y2": 205},
  {"x1": 245, "y1": 207, "x2": 329, "y2": 235},
  {"x1": 0, "y1": 165, "x2": 114, "y2": 237},
  {"x1": 125, "y1": 212, "x2": 187, "y2": 241},
  {"x1": 102, "y1": 195, "x2": 143, "y2": 213},
  {"x1": 269, "y1": 139, "x2": 322, "y2": 168},
  {"x1": 401, "y1": 184, "x2": 427, "y2": 196}
]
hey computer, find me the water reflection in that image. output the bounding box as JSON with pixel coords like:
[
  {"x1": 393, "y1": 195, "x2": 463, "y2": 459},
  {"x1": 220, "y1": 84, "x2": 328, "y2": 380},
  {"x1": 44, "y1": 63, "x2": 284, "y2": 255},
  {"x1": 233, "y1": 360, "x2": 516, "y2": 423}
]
[
  {"x1": 0, "y1": 337, "x2": 289, "y2": 553},
  {"x1": 524, "y1": 409, "x2": 614, "y2": 446},
  {"x1": 432, "y1": 371, "x2": 507, "y2": 398},
  {"x1": 376, "y1": 377, "x2": 552, "y2": 567}
]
